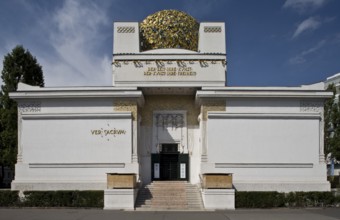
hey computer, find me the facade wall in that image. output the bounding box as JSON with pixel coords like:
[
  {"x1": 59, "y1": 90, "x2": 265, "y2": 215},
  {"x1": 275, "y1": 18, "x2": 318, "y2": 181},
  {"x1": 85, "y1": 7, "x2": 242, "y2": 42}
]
[
  {"x1": 21, "y1": 117, "x2": 132, "y2": 164},
  {"x1": 12, "y1": 93, "x2": 331, "y2": 192},
  {"x1": 208, "y1": 117, "x2": 319, "y2": 164},
  {"x1": 12, "y1": 98, "x2": 137, "y2": 191},
  {"x1": 201, "y1": 97, "x2": 329, "y2": 192}
]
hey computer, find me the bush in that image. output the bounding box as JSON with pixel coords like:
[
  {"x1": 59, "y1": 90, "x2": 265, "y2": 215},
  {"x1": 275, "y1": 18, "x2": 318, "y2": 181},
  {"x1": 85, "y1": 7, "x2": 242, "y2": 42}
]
[
  {"x1": 236, "y1": 191, "x2": 285, "y2": 208},
  {"x1": 236, "y1": 191, "x2": 339, "y2": 208},
  {"x1": 285, "y1": 191, "x2": 335, "y2": 207},
  {"x1": 0, "y1": 190, "x2": 19, "y2": 206},
  {"x1": 22, "y1": 191, "x2": 103, "y2": 208},
  {"x1": 0, "y1": 190, "x2": 103, "y2": 208},
  {"x1": 335, "y1": 194, "x2": 340, "y2": 203}
]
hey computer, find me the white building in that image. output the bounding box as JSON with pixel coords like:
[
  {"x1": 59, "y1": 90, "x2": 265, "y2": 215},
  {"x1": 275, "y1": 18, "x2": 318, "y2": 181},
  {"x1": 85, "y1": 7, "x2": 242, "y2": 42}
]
[{"x1": 10, "y1": 10, "x2": 331, "y2": 207}]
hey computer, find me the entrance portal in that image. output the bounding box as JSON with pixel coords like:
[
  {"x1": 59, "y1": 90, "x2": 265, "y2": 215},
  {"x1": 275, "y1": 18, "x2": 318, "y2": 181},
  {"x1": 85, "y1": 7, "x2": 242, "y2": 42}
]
[
  {"x1": 160, "y1": 154, "x2": 178, "y2": 180},
  {"x1": 160, "y1": 144, "x2": 179, "y2": 180},
  {"x1": 152, "y1": 144, "x2": 189, "y2": 181}
]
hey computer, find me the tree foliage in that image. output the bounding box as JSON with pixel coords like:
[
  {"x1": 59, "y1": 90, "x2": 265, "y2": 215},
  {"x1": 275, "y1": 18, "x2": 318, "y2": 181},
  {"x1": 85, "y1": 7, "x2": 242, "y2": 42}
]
[
  {"x1": 0, "y1": 45, "x2": 44, "y2": 169},
  {"x1": 324, "y1": 84, "x2": 340, "y2": 160}
]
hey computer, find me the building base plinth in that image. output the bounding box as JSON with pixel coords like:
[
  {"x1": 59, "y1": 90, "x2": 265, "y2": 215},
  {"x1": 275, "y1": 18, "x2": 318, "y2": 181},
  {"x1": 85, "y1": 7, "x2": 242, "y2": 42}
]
[
  {"x1": 233, "y1": 181, "x2": 330, "y2": 192},
  {"x1": 11, "y1": 181, "x2": 107, "y2": 191},
  {"x1": 104, "y1": 189, "x2": 138, "y2": 210},
  {"x1": 201, "y1": 188, "x2": 235, "y2": 210}
]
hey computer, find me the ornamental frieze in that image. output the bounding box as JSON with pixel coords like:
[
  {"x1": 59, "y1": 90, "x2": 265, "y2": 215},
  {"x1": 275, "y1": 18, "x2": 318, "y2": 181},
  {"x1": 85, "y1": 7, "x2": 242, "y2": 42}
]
[
  {"x1": 300, "y1": 101, "x2": 323, "y2": 113},
  {"x1": 155, "y1": 114, "x2": 184, "y2": 129},
  {"x1": 112, "y1": 60, "x2": 227, "y2": 68},
  {"x1": 117, "y1": 26, "x2": 135, "y2": 33},
  {"x1": 204, "y1": 26, "x2": 222, "y2": 33},
  {"x1": 18, "y1": 102, "x2": 41, "y2": 113}
]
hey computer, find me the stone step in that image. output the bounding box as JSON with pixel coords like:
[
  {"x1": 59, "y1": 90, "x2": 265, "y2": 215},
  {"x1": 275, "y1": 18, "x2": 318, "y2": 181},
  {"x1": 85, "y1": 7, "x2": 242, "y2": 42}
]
[
  {"x1": 135, "y1": 181, "x2": 204, "y2": 210},
  {"x1": 136, "y1": 204, "x2": 203, "y2": 209},
  {"x1": 139, "y1": 201, "x2": 202, "y2": 206}
]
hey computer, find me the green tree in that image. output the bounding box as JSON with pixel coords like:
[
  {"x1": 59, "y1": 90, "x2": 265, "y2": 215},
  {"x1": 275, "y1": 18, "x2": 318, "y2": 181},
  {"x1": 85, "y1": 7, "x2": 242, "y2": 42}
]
[
  {"x1": 0, "y1": 45, "x2": 44, "y2": 184},
  {"x1": 324, "y1": 84, "x2": 340, "y2": 161}
]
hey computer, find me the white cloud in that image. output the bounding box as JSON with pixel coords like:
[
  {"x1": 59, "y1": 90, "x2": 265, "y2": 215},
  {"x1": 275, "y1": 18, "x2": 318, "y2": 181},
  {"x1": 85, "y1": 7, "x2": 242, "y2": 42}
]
[
  {"x1": 41, "y1": 0, "x2": 112, "y2": 86},
  {"x1": 289, "y1": 40, "x2": 326, "y2": 64},
  {"x1": 292, "y1": 17, "x2": 321, "y2": 39},
  {"x1": 283, "y1": 0, "x2": 326, "y2": 12}
]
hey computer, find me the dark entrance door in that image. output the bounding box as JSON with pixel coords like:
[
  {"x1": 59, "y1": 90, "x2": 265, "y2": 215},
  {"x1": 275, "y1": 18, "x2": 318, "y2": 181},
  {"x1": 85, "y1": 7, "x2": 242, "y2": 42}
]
[
  {"x1": 151, "y1": 144, "x2": 189, "y2": 181},
  {"x1": 160, "y1": 144, "x2": 179, "y2": 180},
  {"x1": 160, "y1": 154, "x2": 178, "y2": 180}
]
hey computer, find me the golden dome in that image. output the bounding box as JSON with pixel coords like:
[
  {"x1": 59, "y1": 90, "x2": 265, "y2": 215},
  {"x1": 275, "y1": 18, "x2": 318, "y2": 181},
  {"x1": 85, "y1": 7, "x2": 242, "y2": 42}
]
[{"x1": 140, "y1": 10, "x2": 199, "y2": 52}]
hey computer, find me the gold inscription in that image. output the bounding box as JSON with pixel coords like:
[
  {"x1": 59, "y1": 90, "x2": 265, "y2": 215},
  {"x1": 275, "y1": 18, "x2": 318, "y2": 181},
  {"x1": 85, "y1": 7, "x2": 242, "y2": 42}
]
[
  {"x1": 144, "y1": 67, "x2": 196, "y2": 76},
  {"x1": 91, "y1": 128, "x2": 126, "y2": 137}
]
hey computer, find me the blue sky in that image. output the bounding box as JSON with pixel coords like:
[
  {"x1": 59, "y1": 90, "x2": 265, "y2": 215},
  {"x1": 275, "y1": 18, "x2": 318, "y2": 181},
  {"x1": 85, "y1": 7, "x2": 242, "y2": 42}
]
[{"x1": 0, "y1": 0, "x2": 339, "y2": 87}]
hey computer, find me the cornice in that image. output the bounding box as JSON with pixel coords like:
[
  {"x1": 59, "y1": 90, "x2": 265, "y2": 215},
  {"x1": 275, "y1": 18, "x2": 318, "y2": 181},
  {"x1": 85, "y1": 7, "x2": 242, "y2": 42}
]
[
  {"x1": 196, "y1": 89, "x2": 332, "y2": 100},
  {"x1": 113, "y1": 53, "x2": 226, "y2": 61},
  {"x1": 10, "y1": 89, "x2": 145, "y2": 106}
]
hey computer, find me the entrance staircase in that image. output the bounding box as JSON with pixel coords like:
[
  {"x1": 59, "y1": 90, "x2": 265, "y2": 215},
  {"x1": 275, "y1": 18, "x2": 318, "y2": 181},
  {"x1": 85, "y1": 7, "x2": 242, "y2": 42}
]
[{"x1": 135, "y1": 181, "x2": 204, "y2": 210}]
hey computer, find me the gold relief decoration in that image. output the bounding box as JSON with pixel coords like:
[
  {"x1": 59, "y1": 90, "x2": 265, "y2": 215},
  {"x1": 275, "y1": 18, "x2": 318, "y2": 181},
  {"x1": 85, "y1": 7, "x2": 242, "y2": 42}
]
[
  {"x1": 155, "y1": 60, "x2": 165, "y2": 67},
  {"x1": 202, "y1": 100, "x2": 226, "y2": 121},
  {"x1": 177, "y1": 60, "x2": 186, "y2": 67},
  {"x1": 141, "y1": 95, "x2": 200, "y2": 126},
  {"x1": 133, "y1": 61, "x2": 143, "y2": 68},
  {"x1": 114, "y1": 100, "x2": 138, "y2": 121},
  {"x1": 112, "y1": 61, "x2": 121, "y2": 67},
  {"x1": 140, "y1": 10, "x2": 199, "y2": 52},
  {"x1": 199, "y1": 60, "x2": 209, "y2": 68},
  {"x1": 112, "y1": 60, "x2": 227, "y2": 68}
]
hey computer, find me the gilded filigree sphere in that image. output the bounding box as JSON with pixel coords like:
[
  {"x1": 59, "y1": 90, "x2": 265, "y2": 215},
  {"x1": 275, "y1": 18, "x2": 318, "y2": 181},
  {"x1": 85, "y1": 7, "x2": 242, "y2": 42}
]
[{"x1": 140, "y1": 10, "x2": 199, "y2": 52}]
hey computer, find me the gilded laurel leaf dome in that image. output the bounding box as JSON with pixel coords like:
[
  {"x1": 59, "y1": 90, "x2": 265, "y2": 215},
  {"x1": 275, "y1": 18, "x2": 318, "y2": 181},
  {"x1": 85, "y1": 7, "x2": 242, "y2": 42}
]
[{"x1": 140, "y1": 10, "x2": 199, "y2": 52}]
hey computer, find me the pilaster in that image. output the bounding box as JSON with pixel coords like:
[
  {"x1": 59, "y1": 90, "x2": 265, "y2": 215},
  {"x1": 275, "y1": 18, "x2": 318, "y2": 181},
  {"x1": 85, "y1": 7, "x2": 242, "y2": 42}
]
[
  {"x1": 113, "y1": 100, "x2": 139, "y2": 163},
  {"x1": 199, "y1": 99, "x2": 226, "y2": 162}
]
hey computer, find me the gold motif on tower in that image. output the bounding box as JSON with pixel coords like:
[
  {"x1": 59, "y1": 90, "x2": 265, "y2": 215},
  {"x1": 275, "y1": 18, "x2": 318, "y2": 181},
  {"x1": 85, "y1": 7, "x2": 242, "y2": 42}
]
[{"x1": 140, "y1": 10, "x2": 199, "y2": 52}]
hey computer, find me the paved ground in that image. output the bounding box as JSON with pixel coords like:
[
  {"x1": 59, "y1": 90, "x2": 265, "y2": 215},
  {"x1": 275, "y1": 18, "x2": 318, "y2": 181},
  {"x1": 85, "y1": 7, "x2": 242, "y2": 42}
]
[{"x1": 0, "y1": 208, "x2": 339, "y2": 220}]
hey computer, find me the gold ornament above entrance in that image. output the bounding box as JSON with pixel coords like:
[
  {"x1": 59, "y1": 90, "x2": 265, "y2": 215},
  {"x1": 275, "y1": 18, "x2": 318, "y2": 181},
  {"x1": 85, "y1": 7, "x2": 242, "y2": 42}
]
[
  {"x1": 112, "y1": 60, "x2": 227, "y2": 68},
  {"x1": 141, "y1": 95, "x2": 199, "y2": 126},
  {"x1": 113, "y1": 100, "x2": 138, "y2": 121}
]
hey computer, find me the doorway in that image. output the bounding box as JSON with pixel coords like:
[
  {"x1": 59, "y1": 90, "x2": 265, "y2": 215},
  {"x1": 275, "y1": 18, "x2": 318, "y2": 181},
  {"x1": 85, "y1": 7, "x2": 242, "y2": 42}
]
[
  {"x1": 151, "y1": 144, "x2": 189, "y2": 181},
  {"x1": 160, "y1": 144, "x2": 179, "y2": 180}
]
